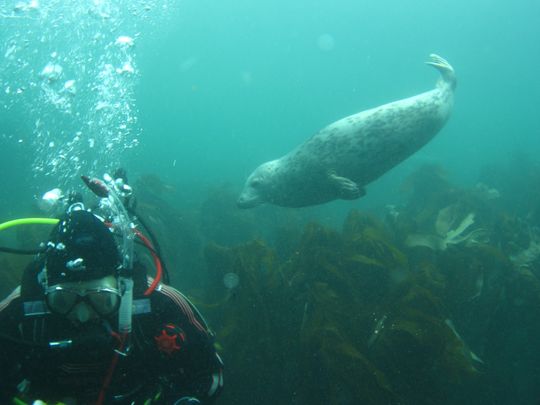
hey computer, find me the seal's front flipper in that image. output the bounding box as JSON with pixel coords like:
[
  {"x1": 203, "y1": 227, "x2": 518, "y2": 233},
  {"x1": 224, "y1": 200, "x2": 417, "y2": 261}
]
[{"x1": 328, "y1": 171, "x2": 365, "y2": 200}]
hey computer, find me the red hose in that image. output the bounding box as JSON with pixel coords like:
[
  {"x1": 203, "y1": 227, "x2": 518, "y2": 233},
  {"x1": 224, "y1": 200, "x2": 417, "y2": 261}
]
[
  {"x1": 94, "y1": 227, "x2": 162, "y2": 404},
  {"x1": 104, "y1": 222, "x2": 163, "y2": 295},
  {"x1": 134, "y1": 228, "x2": 163, "y2": 296},
  {"x1": 96, "y1": 332, "x2": 127, "y2": 405}
]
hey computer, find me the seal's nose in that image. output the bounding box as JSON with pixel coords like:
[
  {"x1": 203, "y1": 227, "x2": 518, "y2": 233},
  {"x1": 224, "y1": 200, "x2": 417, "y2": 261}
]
[
  {"x1": 237, "y1": 197, "x2": 247, "y2": 208},
  {"x1": 237, "y1": 195, "x2": 257, "y2": 209}
]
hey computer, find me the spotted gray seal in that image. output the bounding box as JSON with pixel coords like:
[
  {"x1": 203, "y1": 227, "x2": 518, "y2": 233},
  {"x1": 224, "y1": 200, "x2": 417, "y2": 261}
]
[{"x1": 238, "y1": 54, "x2": 456, "y2": 208}]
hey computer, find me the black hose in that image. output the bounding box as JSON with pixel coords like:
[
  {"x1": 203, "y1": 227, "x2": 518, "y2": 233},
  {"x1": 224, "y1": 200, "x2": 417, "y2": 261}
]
[
  {"x1": 0, "y1": 331, "x2": 47, "y2": 347},
  {"x1": 0, "y1": 246, "x2": 44, "y2": 255}
]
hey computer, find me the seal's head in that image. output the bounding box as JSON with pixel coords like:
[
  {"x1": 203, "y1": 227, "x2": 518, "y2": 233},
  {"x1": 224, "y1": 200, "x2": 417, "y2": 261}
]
[{"x1": 237, "y1": 160, "x2": 279, "y2": 208}]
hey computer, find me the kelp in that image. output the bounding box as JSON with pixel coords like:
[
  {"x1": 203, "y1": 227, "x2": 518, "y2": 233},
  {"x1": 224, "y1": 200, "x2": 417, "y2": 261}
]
[
  {"x1": 201, "y1": 207, "x2": 488, "y2": 404},
  {"x1": 197, "y1": 197, "x2": 509, "y2": 404},
  {"x1": 370, "y1": 275, "x2": 481, "y2": 404},
  {"x1": 405, "y1": 204, "x2": 489, "y2": 251},
  {"x1": 343, "y1": 210, "x2": 407, "y2": 268},
  {"x1": 202, "y1": 240, "x2": 298, "y2": 404},
  {"x1": 296, "y1": 279, "x2": 397, "y2": 404},
  {"x1": 199, "y1": 214, "x2": 406, "y2": 404}
]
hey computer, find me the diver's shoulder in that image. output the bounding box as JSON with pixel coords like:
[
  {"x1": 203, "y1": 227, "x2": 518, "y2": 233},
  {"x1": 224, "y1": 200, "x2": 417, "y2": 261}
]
[{"x1": 146, "y1": 277, "x2": 211, "y2": 337}]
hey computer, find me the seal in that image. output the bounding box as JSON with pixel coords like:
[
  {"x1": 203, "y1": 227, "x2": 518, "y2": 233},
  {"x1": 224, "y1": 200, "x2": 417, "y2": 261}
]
[{"x1": 238, "y1": 54, "x2": 456, "y2": 208}]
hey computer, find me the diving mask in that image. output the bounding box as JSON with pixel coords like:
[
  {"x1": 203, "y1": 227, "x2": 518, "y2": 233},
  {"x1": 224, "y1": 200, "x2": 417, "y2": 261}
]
[{"x1": 45, "y1": 276, "x2": 121, "y2": 318}]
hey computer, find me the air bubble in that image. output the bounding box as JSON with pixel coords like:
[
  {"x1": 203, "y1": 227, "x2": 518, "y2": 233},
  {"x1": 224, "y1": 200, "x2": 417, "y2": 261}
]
[
  {"x1": 115, "y1": 36, "x2": 134, "y2": 48},
  {"x1": 3, "y1": 0, "x2": 176, "y2": 185},
  {"x1": 63, "y1": 79, "x2": 76, "y2": 95},
  {"x1": 223, "y1": 273, "x2": 240, "y2": 289},
  {"x1": 116, "y1": 62, "x2": 134, "y2": 74},
  {"x1": 40, "y1": 62, "x2": 63, "y2": 81}
]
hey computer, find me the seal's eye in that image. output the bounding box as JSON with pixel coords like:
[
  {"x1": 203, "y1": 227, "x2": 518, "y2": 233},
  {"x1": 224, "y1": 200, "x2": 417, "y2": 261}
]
[{"x1": 251, "y1": 179, "x2": 261, "y2": 188}]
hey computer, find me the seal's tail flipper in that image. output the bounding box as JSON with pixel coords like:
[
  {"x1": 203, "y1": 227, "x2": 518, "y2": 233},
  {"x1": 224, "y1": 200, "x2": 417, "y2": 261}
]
[{"x1": 425, "y1": 53, "x2": 456, "y2": 89}]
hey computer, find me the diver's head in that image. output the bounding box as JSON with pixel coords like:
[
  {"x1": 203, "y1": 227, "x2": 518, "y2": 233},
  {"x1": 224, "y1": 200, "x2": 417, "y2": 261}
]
[{"x1": 42, "y1": 208, "x2": 122, "y2": 323}]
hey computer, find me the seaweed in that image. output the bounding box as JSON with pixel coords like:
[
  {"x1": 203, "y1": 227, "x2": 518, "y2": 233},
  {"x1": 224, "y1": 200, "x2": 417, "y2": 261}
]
[
  {"x1": 201, "y1": 211, "x2": 412, "y2": 403},
  {"x1": 202, "y1": 240, "x2": 298, "y2": 404},
  {"x1": 370, "y1": 276, "x2": 481, "y2": 404},
  {"x1": 198, "y1": 199, "x2": 502, "y2": 404}
]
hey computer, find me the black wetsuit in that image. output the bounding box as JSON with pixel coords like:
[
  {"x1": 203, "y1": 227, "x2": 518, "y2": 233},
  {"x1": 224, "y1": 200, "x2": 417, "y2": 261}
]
[{"x1": 0, "y1": 261, "x2": 223, "y2": 404}]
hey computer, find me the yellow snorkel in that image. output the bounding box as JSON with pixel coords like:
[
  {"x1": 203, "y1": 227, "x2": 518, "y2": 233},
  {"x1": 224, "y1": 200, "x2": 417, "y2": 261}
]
[
  {"x1": 0, "y1": 218, "x2": 59, "y2": 255},
  {"x1": 0, "y1": 218, "x2": 59, "y2": 232}
]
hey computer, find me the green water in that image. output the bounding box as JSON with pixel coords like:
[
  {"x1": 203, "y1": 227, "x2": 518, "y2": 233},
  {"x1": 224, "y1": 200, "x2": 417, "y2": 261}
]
[{"x1": 1, "y1": 1, "x2": 539, "y2": 404}]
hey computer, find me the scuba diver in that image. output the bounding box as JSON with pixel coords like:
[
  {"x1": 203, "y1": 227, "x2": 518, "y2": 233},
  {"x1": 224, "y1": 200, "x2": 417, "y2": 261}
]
[{"x1": 0, "y1": 173, "x2": 223, "y2": 405}]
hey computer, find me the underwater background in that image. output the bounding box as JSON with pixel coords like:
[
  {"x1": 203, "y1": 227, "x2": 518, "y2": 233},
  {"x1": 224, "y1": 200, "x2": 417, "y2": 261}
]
[{"x1": 1, "y1": 0, "x2": 540, "y2": 404}]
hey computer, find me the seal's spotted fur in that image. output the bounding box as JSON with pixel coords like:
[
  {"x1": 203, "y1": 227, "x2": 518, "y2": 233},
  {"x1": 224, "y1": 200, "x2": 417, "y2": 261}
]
[{"x1": 238, "y1": 54, "x2": 456, "y2": 208}]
